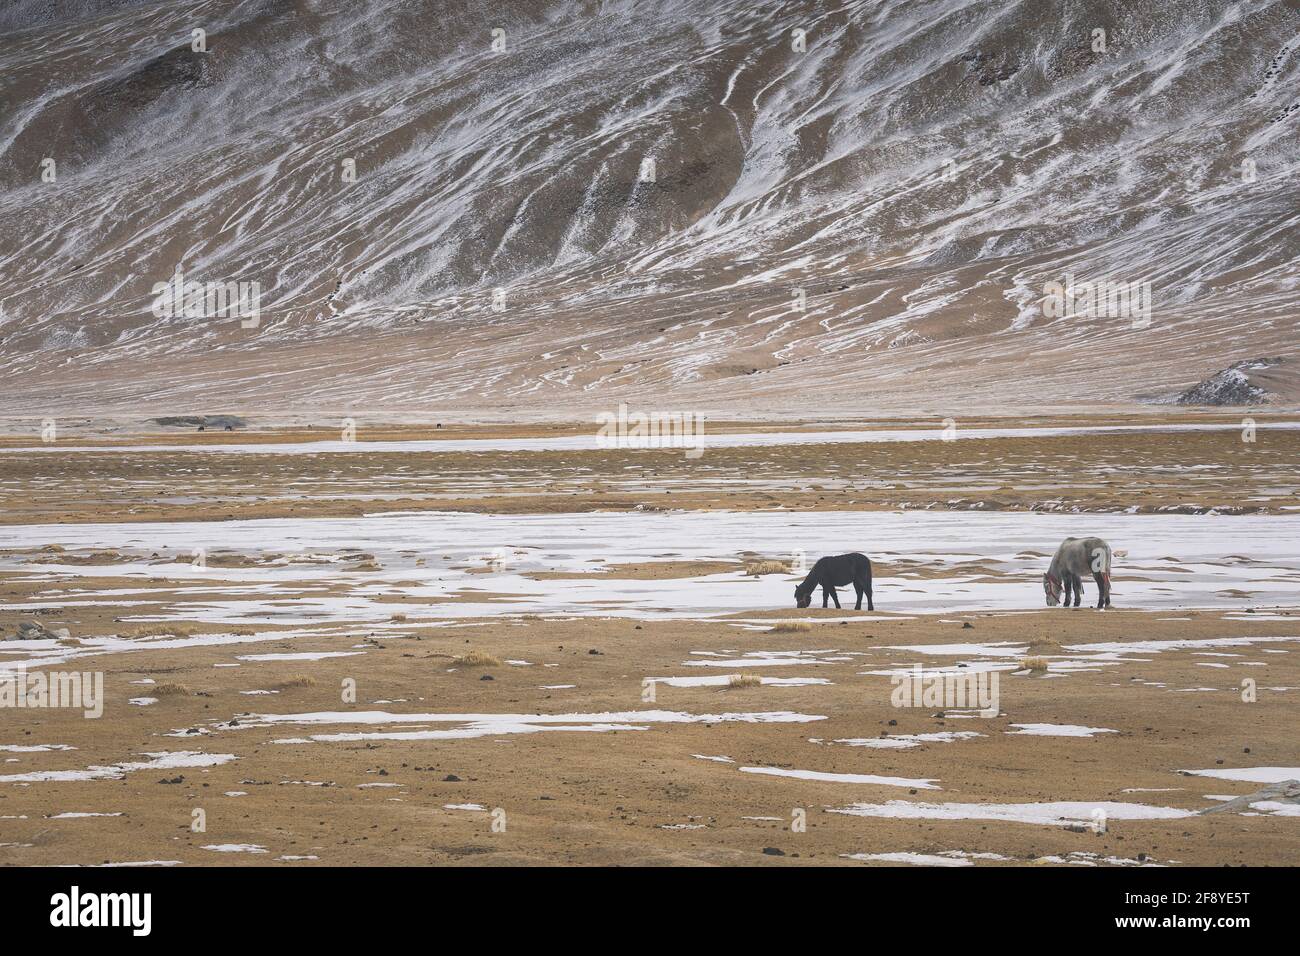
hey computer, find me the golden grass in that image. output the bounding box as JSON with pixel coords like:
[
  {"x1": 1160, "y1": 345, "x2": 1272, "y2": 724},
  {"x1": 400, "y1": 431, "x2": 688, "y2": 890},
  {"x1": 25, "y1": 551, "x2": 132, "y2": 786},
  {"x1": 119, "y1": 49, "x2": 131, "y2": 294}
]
[
  {"x1": 453, "y1": 649, "x2": 502, "y2": 667},
  {"x1": 204, "y1": 553, "x2": 262, "y2": 568},
  {"x1": 726, "y1": 673, "x2": 763, "y2": 689},
  {"x1": 121, "y1": 623, "x2": 196, "y2": 638},
  {"x1": 389, "y1": 612, "x2": 408, "y2": 622},
  {"x1": 744, "y1": 560, "x2": 789, "y2": 575},
  {"x1": 1025, "y1": 639, "x2": 1063, "y2": 653},
  {"x1": 274, "y1": 675, "x2": 317, "y2": 690},
  {"x1": 152, "y1": 682, "x2": 191, "y2": 697},
  {"x1": 770, "y1": 621, "x2": 812, "y2": 633},
  {"x1": 1020, "y1": 656, "x2": 1051, "y2": 672}
]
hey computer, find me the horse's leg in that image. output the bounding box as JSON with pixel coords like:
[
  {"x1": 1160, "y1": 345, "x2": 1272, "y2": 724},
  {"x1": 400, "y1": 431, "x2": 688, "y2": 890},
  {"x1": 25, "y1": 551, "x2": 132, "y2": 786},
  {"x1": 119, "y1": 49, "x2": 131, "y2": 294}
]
[
  {"x1": 866, "y1": 577, "x2": 874, "y2": 612},
  {"x1": 1073, "y1": 573, "x2": 1083, "y2": 607},
  {"x1": 829, "y1": 587, "x2": 841, "y2": 609},
  {"x1": 1062, "y1": 575, "x2": 1073, "y2": 608},
  {"x1": 1092, "y1": 571, "x2": 1107, "y2": 609},
  {"x1": 821, "y1": 584, "x2": 829, "y2": 608},
  {"x1": 853, "y1": 582, "x2": 863, "y2": 610}
]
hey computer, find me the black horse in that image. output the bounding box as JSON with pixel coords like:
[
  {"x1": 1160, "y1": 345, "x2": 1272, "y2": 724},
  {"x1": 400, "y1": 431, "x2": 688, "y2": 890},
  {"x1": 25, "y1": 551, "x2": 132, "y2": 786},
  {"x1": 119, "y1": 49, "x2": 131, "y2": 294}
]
[{"x1": 794, "y1": 553, "x2": 874, "y2": 610}]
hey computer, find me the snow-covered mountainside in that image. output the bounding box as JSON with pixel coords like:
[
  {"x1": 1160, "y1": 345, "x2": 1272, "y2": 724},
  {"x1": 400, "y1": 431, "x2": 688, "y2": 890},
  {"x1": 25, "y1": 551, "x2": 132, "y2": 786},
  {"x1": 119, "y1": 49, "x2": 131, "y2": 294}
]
[{"x1": 1, "y1": 0, "x2": 1297, "y2": 415}]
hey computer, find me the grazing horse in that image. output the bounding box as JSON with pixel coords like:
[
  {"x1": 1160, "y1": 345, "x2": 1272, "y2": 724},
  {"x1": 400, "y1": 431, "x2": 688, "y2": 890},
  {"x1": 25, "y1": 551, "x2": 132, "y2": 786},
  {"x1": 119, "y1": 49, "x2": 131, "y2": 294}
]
[
  {"x1": 1043, "y1": 537, "x2": 1112, "y2": 609},
  {"x1": 795, "y1": 553, "x2": 874, "y2": 610}
]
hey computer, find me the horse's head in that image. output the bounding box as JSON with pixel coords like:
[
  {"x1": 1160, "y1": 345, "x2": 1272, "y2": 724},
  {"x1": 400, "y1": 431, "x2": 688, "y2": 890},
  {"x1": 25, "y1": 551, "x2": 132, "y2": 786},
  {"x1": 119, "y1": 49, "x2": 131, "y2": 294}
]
[
  {"x1": 1043, "y1": 572, "x2": 1061, "y2": 607},
  {"x1": 794, "y1": 584, "x2": 812, "y2": 609}
]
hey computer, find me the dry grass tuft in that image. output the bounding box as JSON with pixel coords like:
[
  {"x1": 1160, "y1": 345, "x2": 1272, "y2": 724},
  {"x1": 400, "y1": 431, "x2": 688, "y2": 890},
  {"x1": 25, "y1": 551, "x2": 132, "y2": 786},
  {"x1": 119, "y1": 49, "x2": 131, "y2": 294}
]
[
  {"x1": 121, "y1": 623, "x2": 196, "y2": 639},
  {"x1": 273, "y1": 675, "x2": 317, "y2": 690},
  {"x1": 770, "y1": 621, "x2": 812, "y2": 633},
  {"x1": 1020, "y1": 656, "x2": 1051, "y2": 673},
  {"x1": 744, "y1": 560, "x2": 789, "y2": 576},
  {"x1": 453, "y1": 649, "x2": 502, "y2": 667},
  {"x1": 726, "y1": 673, "x2": 763, "y2": 689},
  {"x1": 152, "y1": 682, "x2": 191, "y2": 697},
  {"x1": 389, "y1": 612, "x2": 408, "y2": 622}
]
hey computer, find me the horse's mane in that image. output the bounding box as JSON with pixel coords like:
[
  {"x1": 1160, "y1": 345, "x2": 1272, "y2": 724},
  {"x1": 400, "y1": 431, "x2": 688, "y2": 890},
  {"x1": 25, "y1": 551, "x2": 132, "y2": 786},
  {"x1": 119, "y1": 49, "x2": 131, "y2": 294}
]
[{"x1": 795, "y1": 567, "x2": 819, "y2": 594}]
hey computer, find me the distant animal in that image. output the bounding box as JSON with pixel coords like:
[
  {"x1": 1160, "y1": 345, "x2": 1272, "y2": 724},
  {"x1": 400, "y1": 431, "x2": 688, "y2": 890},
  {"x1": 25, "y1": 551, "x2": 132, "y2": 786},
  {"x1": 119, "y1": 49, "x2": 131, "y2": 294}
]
[
  {"x1": 795, "y1": 553, "x2": 873, "y2": 610},
  {"x1": 1043, "y1": 537, "x2": 1112, "y2": 609}
]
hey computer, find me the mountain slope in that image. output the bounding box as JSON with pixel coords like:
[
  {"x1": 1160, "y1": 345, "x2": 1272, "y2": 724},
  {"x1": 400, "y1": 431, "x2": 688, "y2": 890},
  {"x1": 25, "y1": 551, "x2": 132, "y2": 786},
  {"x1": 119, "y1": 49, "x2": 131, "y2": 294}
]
[{"x1": 1, "y1": 0, "x2": 1297, "y2": 414}]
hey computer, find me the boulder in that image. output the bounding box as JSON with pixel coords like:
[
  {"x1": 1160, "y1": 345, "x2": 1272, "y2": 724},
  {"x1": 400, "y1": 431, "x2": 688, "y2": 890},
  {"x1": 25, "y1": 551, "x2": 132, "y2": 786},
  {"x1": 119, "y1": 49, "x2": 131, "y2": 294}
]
[
  {"x1": 1174, "y1": 358, "x2": 1283, "y2": 406},
  {"x1": 13, "y1": 621, "x2": 69, "y2": 641}
]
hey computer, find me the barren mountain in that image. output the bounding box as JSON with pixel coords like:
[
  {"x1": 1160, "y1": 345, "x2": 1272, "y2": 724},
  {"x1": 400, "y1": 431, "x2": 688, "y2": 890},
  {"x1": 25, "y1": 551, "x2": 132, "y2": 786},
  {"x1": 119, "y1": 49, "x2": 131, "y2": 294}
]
[{"x1": 1, "y1": 0, "x2": 1297, "y2": 416}]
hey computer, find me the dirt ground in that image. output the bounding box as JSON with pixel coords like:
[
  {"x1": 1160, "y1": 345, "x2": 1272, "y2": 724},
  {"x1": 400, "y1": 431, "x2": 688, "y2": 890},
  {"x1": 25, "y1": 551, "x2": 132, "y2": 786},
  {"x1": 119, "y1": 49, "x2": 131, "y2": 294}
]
[
  {"x1": 1, "y1": 611, "x2": 1297, "y2": 866},
  {"x1": 0, "y1": 416, "x2": 1295, "y2": 524},
  {"x1": 1, "y1": 418, "x2": 1297, "y2": 867}
]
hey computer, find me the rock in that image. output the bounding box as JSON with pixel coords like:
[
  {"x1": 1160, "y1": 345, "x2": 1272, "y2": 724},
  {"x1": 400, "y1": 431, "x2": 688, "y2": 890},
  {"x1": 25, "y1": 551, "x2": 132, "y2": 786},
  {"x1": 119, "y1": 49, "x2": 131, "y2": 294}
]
[
  {"x1": 1173, "y1": 357, "x2": 1283, "y2": 406},
  {"x1": 152, "y1": 415, "x2": 247, "y2": 430},
  {"x1": 761, "y1": 847, "x2": 785, "y2": 856},
  {"x1": 443, "y1": 774, "x2": 461, "y2": 782},
  {"x1": 962, "y1": 622, "x2": 974, "y2": 629},
  {"x1": 15, "y1": 621, "x2": 64, "y2": 641}
]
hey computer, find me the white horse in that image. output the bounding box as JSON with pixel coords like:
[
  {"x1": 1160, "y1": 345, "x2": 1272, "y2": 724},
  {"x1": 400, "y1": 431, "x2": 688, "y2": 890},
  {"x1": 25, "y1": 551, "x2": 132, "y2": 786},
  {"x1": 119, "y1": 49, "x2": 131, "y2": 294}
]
[{"x1": 1043, "y1": 537, "x2": 1112, "y2": 608}]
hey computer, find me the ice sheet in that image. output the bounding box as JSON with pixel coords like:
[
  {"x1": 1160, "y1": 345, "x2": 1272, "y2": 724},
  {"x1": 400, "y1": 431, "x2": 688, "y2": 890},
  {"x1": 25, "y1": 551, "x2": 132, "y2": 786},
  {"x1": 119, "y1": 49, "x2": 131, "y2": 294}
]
[{"x1": 8, "y1": 422, "x2": 1297, "y2": 456}]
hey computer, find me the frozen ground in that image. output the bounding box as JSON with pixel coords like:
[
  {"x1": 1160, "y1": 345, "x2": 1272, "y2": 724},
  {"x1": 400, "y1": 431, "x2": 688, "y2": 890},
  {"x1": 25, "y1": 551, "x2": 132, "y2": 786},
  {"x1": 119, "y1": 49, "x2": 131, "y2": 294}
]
[
  {"x1": 0, "y1": 511, "x2": 1296, "y2": 630},
  {"x1": 5, "y1": 421, "x2": 1299, "y2": 456}
]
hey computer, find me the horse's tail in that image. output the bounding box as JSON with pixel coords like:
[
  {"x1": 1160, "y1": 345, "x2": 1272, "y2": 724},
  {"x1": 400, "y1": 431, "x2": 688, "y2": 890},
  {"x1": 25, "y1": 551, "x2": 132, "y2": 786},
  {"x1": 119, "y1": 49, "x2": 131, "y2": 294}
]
[
  {"x1": 1101, "y1": 545, "x2": 1113, "y2": 605},
  {"x1": 1089, "y1": 540, "x2": 1112, "y2": 575}
]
